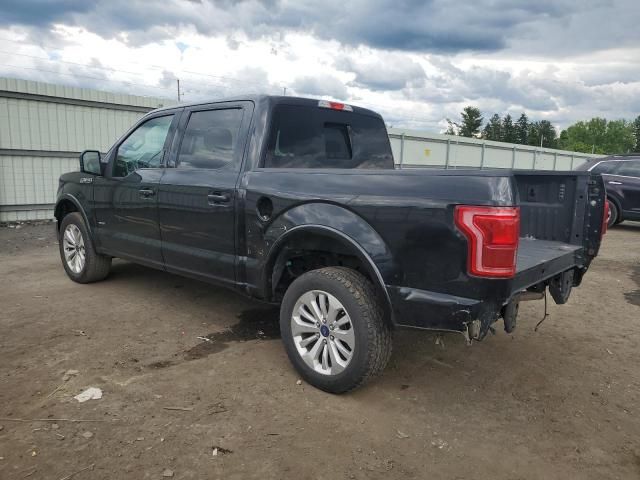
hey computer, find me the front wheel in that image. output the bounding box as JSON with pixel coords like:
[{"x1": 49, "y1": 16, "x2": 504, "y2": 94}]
[
  {"x1": 280, "y1": 267, "x2": 392, "y2": 394},
  {"x1": 59, "y1": 212, "x2": 111, "y2": 283}
]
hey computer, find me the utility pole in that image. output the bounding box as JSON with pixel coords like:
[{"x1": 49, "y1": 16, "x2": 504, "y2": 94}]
[
  {"x1": 283, "y1": 86, "x2": 287, "y2": 96},
  {"x1": 177, "y1": 79, "x2": 181, "y2": 102}
]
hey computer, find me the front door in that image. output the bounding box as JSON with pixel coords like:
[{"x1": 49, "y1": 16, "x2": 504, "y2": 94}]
[
  {"x1": 94, "y1": 113, "x2": 178, "y2": 267},
  {"x1": 158, "y1": 104, "x2": 251, "y2": 285}
]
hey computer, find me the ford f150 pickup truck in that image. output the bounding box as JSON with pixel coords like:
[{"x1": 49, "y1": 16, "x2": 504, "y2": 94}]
[{"x1": 55, "y1": 95, "x2": 607, "y2": 393}]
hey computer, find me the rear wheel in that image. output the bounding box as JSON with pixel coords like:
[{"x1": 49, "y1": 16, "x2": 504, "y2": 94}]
[
  {"x1": 59, "y1": 212, "x2": 111, "y2": 283},
  {"x1": 280, "y1": 267, "x2": 392, "y2": 393},
  {"x1": 607, "y1": 199, "x2": 619, "y2": 228}
]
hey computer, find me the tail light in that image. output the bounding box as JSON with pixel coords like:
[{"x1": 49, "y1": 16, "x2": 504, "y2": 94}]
[
  {"x1": 601, "y1": 200, "x2": 609, "y2": 238},
  {"x1": 454, "y1": 206, "x2": 520, "y2": 278}
]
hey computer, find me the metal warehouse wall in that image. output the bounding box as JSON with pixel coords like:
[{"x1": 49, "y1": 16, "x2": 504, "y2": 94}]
[
  {"x1": 388, "y1": 129, "x2": 600, "y2": 170},
  {"x1": 0, "y1": 77, "x2": 173, "y2": 222},
  {"x1": 0, "y1": 77, "x2": 602, "y2": 222}
]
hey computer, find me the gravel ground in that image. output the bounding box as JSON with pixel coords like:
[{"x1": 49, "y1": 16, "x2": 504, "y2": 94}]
[{"x1": 0, "y1": 221, "x2": 639, "y2": 479}]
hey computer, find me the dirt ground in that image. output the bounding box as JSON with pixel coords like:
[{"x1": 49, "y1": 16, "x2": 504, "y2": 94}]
[{"x1": 0, "y1": 221, "x2": 639, "y2": 480}]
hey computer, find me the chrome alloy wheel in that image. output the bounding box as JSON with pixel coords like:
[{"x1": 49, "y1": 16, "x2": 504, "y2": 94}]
[
  {"x1": 290, "y1": 290, "x2": 355, "y2": 376},
  {"x1": 62, "y1": 224, "x2": 86, "y2": 274}
]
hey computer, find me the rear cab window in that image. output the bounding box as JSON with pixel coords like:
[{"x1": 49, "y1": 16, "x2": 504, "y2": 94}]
[{"x1": 263, "y1": 104, "x2": 394, "y2": 169}]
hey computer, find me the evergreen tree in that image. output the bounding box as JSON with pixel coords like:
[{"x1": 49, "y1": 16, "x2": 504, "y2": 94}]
[
  {"x1": 502, "y1": 114, "x2": 517, "y2": 143},
  {"x1": 482, "y1": 114, "x2": 503, "y2": 141},
  {"x1": 634, "y1": 115, "x2": 640, "y2": 152},
  {"x1": 458, "y1": 106, "x2": 483, "y2": 138},
  {"x1": 515, "y1": 113, "x2": 529, "y2": 145}
]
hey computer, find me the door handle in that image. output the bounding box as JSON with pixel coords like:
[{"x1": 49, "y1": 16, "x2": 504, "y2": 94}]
[
  {"x1": 608, "y1": 181, "x2": 623, "y2": 185},
  {"x1": 139, "y1": 188, "x2": 156, "y2": 198},
  {"x1": 207, "y1": 193, "x2": 230, "y2": 205}
]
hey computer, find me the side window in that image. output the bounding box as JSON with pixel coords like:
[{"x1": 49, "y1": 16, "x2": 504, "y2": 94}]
[
  {"x1": 591, "y1": 161, "x2": 619, "y2": 174},
  {"x1": 177, "y1": 108, "x2": 243, "y2": 169},
  {"x1": 114, "y1": 115, "x2": 173, "y2": 177},
  {"x1": 615, "y1": 160, "x2": 640, "y2": 178}
]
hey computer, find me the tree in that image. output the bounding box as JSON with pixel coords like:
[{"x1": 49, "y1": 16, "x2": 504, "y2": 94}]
[
  {"x1": 634, "y1": 115, "x2": 640, "y2": 152},
  {"x1": 444, "y1": 119, "x2": 458, "y2": 136},
  {"x1": 482, "y1": 113, "x2": 502, "y2": 141},
  {"x1": 515, "y1": 113, "x2": 529, "y2": 145},
  {"x1": 457, "y1": 106, "x2": 483, "y2": 137},
  {"x1": 502, "y1": 114, "x2": 517, "y2": 143},
  {"x1": 528, "y1": 120, "x2": 557, "y2": 148},
  {"x1": 558, "y1": 118, "x2": 635, "y2": 154}
]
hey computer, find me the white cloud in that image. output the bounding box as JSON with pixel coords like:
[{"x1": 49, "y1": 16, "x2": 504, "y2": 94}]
[{"x1": 0, "y1": 0, "x2": 638, "y2": 133}]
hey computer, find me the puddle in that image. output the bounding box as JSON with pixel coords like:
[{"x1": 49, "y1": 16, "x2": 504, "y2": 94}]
[
  {"x1": 184, "y1": 307, "x2": 280, "y2": 360},
  {"x1": 148, "y1": 360, "x2": 175, "y2": 369},
  {"x1": 624, "y1": 264, "x2": 640, "y2": 307},
  {"x1": 145, "y1": 307, "x2": 280, "y2": 368}
]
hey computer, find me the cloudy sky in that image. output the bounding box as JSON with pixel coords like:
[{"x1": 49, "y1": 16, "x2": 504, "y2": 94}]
[{"x1": 0, "y1": 0, "x2": 639, "y2": 131}]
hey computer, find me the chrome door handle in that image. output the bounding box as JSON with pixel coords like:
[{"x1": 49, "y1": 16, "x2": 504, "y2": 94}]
[
  {"x1": 608, "y1": 181, "x2": 623, "y2": 185},
  {"x1": 139, "y1": 188, "x2": 155, "y2": 197},
  {"x1": 207, "y1": 193, "x2": 230, "y2": 205}
]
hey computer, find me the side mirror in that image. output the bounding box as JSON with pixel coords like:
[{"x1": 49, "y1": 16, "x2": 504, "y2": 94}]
[{"x1": 80, "y1": 150, "x2": 102, "y2": 175}]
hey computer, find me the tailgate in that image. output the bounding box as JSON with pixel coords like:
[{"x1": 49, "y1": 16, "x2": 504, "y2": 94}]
[{"x1": 511, "y1": 171, "x2": 606, "y2": 290}]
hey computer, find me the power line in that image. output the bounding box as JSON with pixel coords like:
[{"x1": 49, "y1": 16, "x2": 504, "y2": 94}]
[{"x1": 0, "y1": 38, "x2": 289, "y2": 89}]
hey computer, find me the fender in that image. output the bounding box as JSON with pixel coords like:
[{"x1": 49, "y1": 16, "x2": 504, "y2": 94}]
[
  {"x1": 259, "y1": 202, "x2": 398, "y2": 323},
  {"x1": 54, "y1": 193, "x2": 98, "y2": 249}
]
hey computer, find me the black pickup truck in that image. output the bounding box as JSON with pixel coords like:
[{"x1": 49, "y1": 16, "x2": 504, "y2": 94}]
[{"x1": 55, "y1": 96, "x2": 607, "y2": 393}]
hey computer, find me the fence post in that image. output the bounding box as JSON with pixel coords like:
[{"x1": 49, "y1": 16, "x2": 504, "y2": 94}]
[
  {"x1": 445, "y1": 138, "x2": 451, "y2": 169},
  {"x1": 480, "y1": 142, "x2": 485, "y2": 169}
]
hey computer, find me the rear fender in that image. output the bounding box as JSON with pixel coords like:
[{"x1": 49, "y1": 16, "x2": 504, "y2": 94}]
[{"x1": 261, "y1": 202, "x2": 396, "y2": 323}]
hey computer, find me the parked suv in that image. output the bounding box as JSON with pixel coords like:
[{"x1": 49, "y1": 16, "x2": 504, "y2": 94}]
[
  {"x1": 577, "y1": 156, "x2": 640, "y2": 227},
  {"x1": 55, "y1": 96, "x2": 607, "y2": 393}
]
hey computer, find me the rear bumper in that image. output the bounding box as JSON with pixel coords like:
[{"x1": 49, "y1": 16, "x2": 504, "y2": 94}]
[
  {"x1": 387, "y1": 240, "x2": 588, "y2": 334},
  {"x1": 387, "y1": 286, "x2": 484, "y2": 333}
]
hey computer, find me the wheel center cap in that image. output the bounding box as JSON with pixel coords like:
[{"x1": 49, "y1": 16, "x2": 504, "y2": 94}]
[{"x1": 320, "y1": 325, "x2": 330, "y2": 337}]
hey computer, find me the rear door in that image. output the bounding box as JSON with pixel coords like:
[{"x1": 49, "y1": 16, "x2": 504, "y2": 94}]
[
  {"x1": 611, "y1": 160, "x2": 640, "y2": 220},
  {"x1": 93, "y1": 112, "x2": 180, "y2": 266},
  {"x1": 158, "y1": 102, "x2": 253, "y2": 285}
]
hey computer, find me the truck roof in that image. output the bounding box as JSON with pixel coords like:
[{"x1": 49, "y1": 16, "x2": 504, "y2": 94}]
[{"x1": 150, "y1": 94, "x2": 383, "y2": 118}]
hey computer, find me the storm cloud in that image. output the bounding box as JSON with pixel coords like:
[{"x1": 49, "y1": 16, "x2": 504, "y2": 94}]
[{"x1": 0, "y1": 0, "x2": 638, "y2": 131}]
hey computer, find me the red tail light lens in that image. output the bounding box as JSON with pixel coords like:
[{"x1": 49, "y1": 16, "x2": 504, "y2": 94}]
[
  {"x1": 455, "y1": 206, "x2": 520, "y2": 278},
  {"x1": 601, "y1": 200, "x2": 609, "y2": 237}
]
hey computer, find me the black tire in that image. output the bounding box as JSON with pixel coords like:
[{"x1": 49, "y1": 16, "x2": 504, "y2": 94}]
[
  {"x1": 607, "y1": 199, "x2": 619, "y2": 228},
  {"x1": 280, "y1": 267, "x2": 392, "y2": 394},
  {"x1": 59, "y1": 212, "x2": 111, "y2": 283}
]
